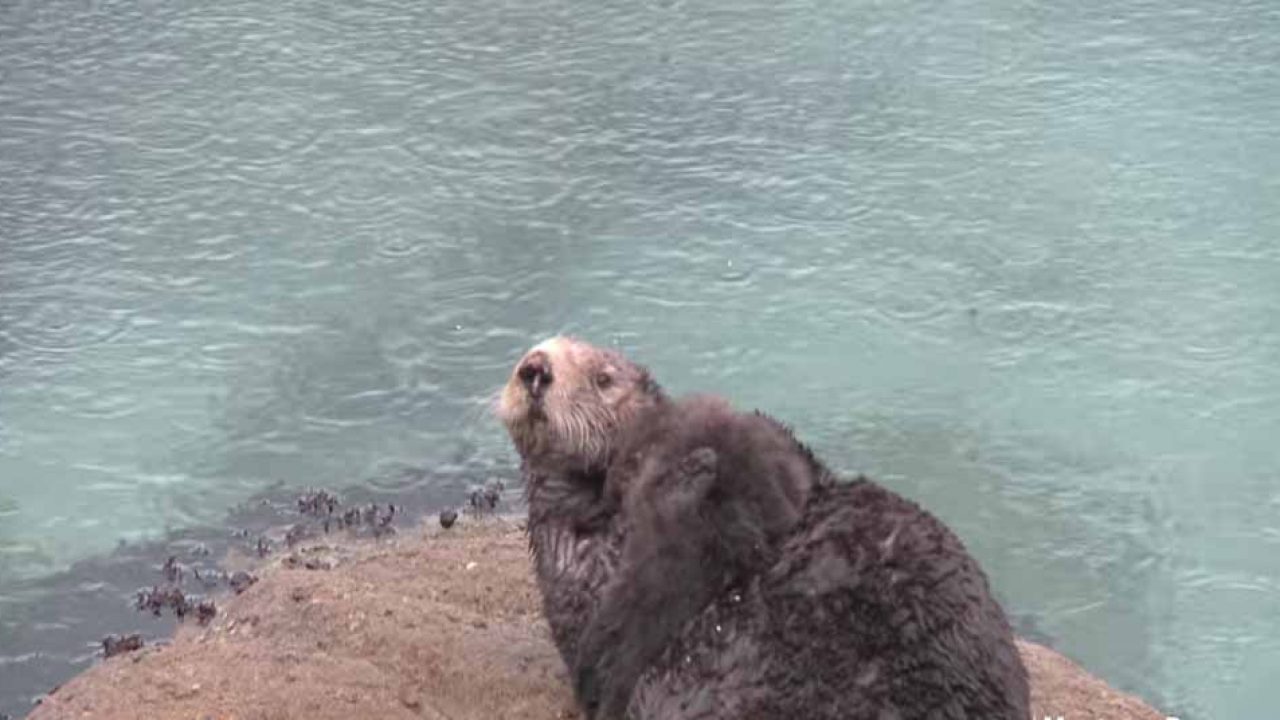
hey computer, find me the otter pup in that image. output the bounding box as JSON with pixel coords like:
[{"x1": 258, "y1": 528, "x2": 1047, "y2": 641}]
[
  {"x1": 575, "y1": 394, "x2": 831, "y2": 719},
  {"x1": 498, "y1": 337, "x2": 1029, "y2": 720}
]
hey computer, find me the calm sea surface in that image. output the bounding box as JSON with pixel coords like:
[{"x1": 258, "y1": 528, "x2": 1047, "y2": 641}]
[{"x1": 2, "y1": 0, "x2": 1278, "y2": 716}]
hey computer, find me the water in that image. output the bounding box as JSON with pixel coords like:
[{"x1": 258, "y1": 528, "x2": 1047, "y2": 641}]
[{"x1": 1, "y1": 0, "x2": 1277, "y2": 716}]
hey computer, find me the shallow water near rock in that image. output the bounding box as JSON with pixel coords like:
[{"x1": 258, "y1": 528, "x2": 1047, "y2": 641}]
[{"x1": 1, "y1": 0, "x2": 1278, "y2": 717}]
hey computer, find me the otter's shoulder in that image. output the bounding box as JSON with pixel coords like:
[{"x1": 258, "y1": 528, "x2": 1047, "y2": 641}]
[
  {"x1": 788, "y1": 476, "x2": 981, "y2": 579},
  {"x1": 632, "y1": 475, "x2": 1029, "y2": 719},
  {"x1": 773, "y1": 476, "x2": 1021, "y2": 668}
]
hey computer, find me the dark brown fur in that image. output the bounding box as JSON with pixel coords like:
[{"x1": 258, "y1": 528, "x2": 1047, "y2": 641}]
[
  {"x1": 499, "y1": 337, "x2": 1030, "y2": 720},
  {"x1": 575, "y1": 397, "x2": 830, "y2": 718},
  {"x1": 627, "y1": 478, "x2": 1029, "y2": 719}
]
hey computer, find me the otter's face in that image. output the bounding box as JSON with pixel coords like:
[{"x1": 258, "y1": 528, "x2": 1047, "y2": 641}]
[{"x1": 498, "y1": 336, "x2": 660, "y2": 472}]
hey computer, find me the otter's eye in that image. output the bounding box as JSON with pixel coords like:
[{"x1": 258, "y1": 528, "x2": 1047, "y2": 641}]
[{"x1": 595, "y1": 372, "x2": 613, "y2": 389}]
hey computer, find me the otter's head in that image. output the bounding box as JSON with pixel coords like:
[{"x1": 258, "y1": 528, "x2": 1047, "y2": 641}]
[{"x1": 497, "y1": 336, "x2": 663, "y2": 473}]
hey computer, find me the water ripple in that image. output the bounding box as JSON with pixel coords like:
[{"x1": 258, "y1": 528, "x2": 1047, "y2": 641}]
[{"x1": 0, "y1": 296, "x2": 133, "y2": 353}]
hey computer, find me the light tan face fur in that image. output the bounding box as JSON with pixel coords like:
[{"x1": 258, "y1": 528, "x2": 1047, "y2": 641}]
[{"x1": 497, "y1": 336, "x2": 656, "y2": 471}]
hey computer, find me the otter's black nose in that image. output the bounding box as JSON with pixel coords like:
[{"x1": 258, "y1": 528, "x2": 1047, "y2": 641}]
[{"x1": 517, "y1": 351, "x2": 552, "y2": 399}]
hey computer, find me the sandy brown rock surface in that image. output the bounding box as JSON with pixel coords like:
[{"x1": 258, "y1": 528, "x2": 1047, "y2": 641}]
[{"x1": 28, "y1": 517, "x2": 1166, "y2": 720}]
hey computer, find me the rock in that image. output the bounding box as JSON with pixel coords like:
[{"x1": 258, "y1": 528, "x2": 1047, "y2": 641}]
[
  {"x1": 195, "y1": 599, "x2": 217, "y2": 626},
  {"x1": 229, "y1": 571, "x2": 258, "y2": 594},
  {"x1": 25, "y1": 518, "x2": 1166, "y2": 720},
  {"x1": 297, "y1": 489, "x2": 340, "y2": 518},
  {"x1": 101, "y1": 634, "x2": 144, "y2": 659},
  {"x1": 438, "y1": 509, "x2": 458, "y2": 529}
]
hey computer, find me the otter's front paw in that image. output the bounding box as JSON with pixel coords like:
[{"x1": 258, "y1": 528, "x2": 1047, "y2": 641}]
[
  {"x1": 678, "y1": 446, "x2": 718, "y2": 486},
  {"x1": 638, "y1": 447, "x2": 718, "y2": 534},
  {"x1": 660, "y1": 446, "x2": 718, "y2": 508}
]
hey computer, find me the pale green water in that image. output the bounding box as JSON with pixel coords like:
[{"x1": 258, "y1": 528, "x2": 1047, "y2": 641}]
[{"x1": 2, "y1": 0, "x2": 1278, "y2": 716}]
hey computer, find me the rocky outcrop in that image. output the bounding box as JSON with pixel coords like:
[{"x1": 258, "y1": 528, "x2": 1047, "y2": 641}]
[{"x1": 27, "y1": 517, "x2": 1166, "y2": 720}]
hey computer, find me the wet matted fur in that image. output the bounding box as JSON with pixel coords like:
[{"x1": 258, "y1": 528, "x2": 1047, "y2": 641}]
[{"x1": 497, "y1": 337, "x2": 1029, "y2": 720}]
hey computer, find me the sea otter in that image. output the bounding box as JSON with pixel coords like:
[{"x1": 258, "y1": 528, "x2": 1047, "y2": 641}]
[{"x1": 497, "y1": 336, "x2": 1029, "y2": 720}]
